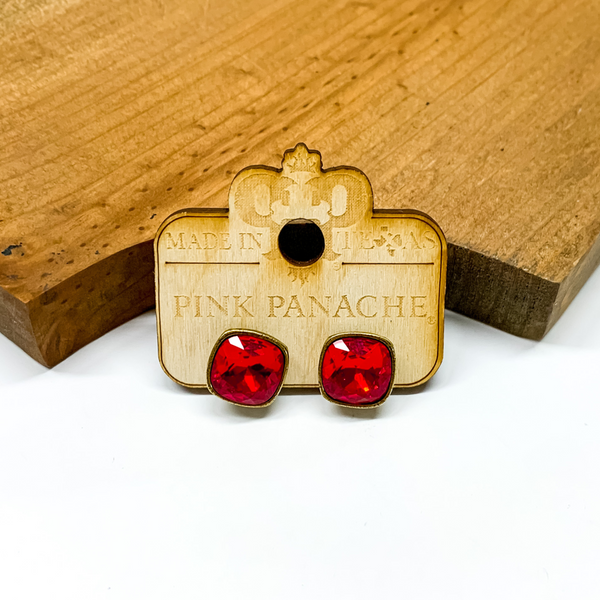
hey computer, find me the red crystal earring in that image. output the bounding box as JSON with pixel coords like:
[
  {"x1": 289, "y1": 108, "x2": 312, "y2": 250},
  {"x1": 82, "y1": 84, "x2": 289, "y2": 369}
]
[
  {"x1": 318, "y1": 333, "x2": 395, "y2": 408},
  {"x1": 207, "y1": 330, "x2": 289, "y2": 408}
]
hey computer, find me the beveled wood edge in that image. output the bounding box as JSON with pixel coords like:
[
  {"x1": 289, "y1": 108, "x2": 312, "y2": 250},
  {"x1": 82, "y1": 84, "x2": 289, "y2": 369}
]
[
  {"x1": 544, "y1": 232, "x2": 600, "y2": 337},
  {"x1": 373, "y1": 208, "x2": 447, "y2": 387},
  {"x1": 154, "y1": 208, "x2": 229, "y2": 388},
  {"x1": 0, "y1": 284, "x2": 45, "y2": 365}
]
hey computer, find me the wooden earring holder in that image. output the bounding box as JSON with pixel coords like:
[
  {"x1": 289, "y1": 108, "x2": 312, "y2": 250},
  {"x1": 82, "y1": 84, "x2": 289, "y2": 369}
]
[{"x1": 155, "y1": 143, "x2": 447, "y2": 390}]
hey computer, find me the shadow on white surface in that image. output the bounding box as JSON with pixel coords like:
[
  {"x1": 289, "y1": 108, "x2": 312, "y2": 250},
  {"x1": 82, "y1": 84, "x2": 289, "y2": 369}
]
[
  {"x1": 0, "y1": 333, "x2": 47, "y2": 386},
  {"x1": 53, "y1": 310, "x2": 160, "y2": 379},
  {"x1": 542, "y1": 263, "x2": 600, "y2": 350}
]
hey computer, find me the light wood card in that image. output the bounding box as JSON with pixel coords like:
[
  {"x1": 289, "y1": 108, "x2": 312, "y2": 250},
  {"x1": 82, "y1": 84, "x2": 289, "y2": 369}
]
[{"x1": 155, "y1": 144, "x2": 446, "y2": 389}]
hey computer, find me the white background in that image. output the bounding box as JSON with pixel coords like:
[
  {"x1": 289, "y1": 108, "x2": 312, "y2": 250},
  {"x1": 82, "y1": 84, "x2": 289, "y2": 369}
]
[{"x1": 1, "y1": 267, "x2": 599, "y2": 600}]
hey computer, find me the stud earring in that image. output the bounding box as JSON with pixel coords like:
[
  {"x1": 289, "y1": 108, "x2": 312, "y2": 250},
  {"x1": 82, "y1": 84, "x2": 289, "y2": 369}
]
[
  {"x1": 207, "y1": 330, "x2": 289, "y2": 407},
  {"x1": 318, "y1": 333, "x2": 395, "y2": 408}
]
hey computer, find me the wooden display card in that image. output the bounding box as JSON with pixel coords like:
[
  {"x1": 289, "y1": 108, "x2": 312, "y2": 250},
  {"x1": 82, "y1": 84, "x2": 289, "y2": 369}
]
[{"x1": 155, "y1": 144, "x2": 446, "y2": 390}]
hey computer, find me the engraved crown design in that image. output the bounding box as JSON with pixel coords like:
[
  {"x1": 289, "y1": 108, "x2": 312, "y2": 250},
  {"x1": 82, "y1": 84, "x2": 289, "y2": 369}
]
[
  {"x1": 283, "y1": 143, "x2": 321, "y2": 174},
  {"x1": 233, "y1": 143, "x2": 372, "y2": 268}
]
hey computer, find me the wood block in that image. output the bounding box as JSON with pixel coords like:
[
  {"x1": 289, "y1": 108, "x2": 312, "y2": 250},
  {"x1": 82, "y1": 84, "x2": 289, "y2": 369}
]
[
  {"x1": 1, "y1": 0, "x2": 599, "y2": 367},
  {"x1": 155, "y1": 144, "x2": 446, "y2": 393}
]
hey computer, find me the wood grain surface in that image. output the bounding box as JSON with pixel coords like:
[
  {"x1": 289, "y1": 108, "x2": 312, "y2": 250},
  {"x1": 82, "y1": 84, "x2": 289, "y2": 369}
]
[{"x1": 1, "y1": 0, "x2": 599, "y2": 367}]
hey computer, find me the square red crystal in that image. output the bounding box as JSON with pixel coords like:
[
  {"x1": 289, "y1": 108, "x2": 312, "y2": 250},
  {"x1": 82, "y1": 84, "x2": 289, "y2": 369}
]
[
  {"x1": 320, "y1": 336, "x2": 393, "y2": 406},
  {"x1": 209, "y1": 333, "x2": 286, "y2": 406}
]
